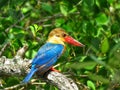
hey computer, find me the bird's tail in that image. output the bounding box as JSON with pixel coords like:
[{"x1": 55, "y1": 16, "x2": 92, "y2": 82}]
[{"x1": 22, "y1": 67, "x2": 38, "y2": 83}]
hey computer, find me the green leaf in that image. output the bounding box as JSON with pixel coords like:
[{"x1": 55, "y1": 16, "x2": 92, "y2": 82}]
[
  {"x1": 87, "y1": 80, "x2": 96, "y2": 90},
  {"x1": 101, "y1": 37, "x2": 109, "y2": 53},
  {"x1": 42, "y1": 3, "x2": 52, "y2": 13},
  {"x1": 107, "y1": 0, "x2": 114, "y2": 4},
  {"x1": 29, "y1": 24, "x2": 42, "y2": 37},
  {"x1": 69, "y1": 6, "x2": 77, "y2": 13},
  {"x1": 55, "y1": 19, "x2": 65, "y2": 27},
  {"x1": 95, "y1": 13, "x2": 109, "y2": 25},
  {"x1": 30, "y1": 25, "x2": 36, "y2": 37},
  {"x1": 33, "y1": 24, "x2": 38, "y2": 30},
  {"x1": 37, "y1": 26, "x2": 43, "y2": 31},
  {"x1": 8, "y1": 30, "x2": 15, "y2": 39},
  {"x1": 21, "y1": 7, "x2": 31, "y2": 13},
  {"x1": 60, "y1": 2, "x2": 68, "y2": 16},
  {"x1": 115, "y1": 3, "x2": 120, "y2": 9}
]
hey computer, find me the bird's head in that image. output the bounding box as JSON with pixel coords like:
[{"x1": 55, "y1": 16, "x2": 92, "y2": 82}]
[{"x1": 47, "y1": 28, "x2": 84, "y2": 47}]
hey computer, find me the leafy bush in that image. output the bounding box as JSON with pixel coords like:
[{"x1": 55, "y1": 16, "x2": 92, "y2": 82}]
[{"x1": 0, "y1": 0, "x2": 120, "y2": 89}]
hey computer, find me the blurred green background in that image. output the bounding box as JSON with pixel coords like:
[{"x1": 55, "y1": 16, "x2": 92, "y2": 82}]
[{"x1": 0, "y1": 0, "x2": 120, "y2": 89}]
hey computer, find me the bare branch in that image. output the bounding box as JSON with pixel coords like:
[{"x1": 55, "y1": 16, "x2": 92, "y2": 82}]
[
  {"x1": 15, "y1": 45, "x2": 28, "y2": 58},
  {"x1": 46, "y1": 71, "x2": 79, "y2": 90}
]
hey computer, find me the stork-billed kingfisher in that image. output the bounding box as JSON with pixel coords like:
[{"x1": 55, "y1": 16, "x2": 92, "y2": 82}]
[{"x1": 23, "y1": 28, "x2": 84, "y2": 83}]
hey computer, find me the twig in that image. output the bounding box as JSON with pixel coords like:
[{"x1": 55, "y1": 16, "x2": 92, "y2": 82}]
[
  {"x1": 5, "y1": 13, "x2": 29, "y2": 33},
  {"x1": 35, "y1": 12, "x2": 80, "y2": 24},
  {"x1": 85, "y1": 46, "x2": 92, "y2": 56},
  {"x1": 4, "y1": 83, "x2": 25, "y2": 90},
  {"x1": 75, "y1": 0, "x2": 83, "y2": 6},
  {"x1": 0, "y1": 42, "x2": 10, "y2": 57},
  {"x1": 25, "y1": 12, "x2": 80, "y2": 30}
]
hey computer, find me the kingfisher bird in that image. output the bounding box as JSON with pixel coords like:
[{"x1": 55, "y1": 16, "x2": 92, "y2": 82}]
[{"x1": 22, "y1": 28, "x2": 84, "y2": 83}]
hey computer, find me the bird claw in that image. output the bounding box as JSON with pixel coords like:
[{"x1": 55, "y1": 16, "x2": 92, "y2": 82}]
[{"x1": 50, "y1": 67, "x2": 60, "y2": 72}]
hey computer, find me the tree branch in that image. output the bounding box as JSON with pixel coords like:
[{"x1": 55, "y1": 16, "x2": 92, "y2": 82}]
[
  {"x1": 46, "y1": 71, "x2": 89, "y2": 90},
  {"x1": 0, "y1": 46, "x2": 89, "y2": 90}
]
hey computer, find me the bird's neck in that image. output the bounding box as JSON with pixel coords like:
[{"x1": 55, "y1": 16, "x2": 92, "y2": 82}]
[
  {"x1": 47, "y1": 37, "x2": 66, "y2": 53},
  {"x1": 47, "y1": 37, "x2": 65, "y2": 46}
]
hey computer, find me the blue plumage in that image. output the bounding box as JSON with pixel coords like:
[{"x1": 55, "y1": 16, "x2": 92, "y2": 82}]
[{"x1": 22, "y1": 42, "x2": 64, "y2": 83}]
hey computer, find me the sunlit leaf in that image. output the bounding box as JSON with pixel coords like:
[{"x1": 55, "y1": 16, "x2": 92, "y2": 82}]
[
  {"x1": 95, "y1": 13, "x2": 109, "y2": 25},
  {"x1": 8, "y1": 33, "x2": 14, "y2": 39},
  {"x1": 101, "y1": 37, "x2": 109, "y2": 53},
  {"x1": 33, "y1": 24, "x2": 38, "y2": 30},
  {"x1": 87, "y1": 80, "x2": 95, "y2": 90},
  {"x1": 60, "y1": 2, "x2": 68, "y2": 16},
  {"x1": 30, "y1": 25, "x2": 36, "y2": 37},
  {"x1": 69, "y1": 6, "x2": 77, "y2": 13},
  {"x1": 115, "y1": 3, "x2": 120, "y2": 9},
  {"x1": 21, "y1": 7, "x2": 31, "y2": 13},
  {"x1": 37, "y1": 26, "x2": 43, "y2": 31}
]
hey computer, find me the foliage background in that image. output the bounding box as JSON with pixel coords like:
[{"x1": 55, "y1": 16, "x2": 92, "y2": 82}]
[{"x1": 0, "y1": 0, "x2": 120, "y2": 89}]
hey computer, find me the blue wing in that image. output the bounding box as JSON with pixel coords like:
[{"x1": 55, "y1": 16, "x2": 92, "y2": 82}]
[
  {"x1": 32, "y1": 42, "x2": 64, "y2": 65},
  {"x1": 22, "y1": 42, "x2": 64, "y2": 83}
]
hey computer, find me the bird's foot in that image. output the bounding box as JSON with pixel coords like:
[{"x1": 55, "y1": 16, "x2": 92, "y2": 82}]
[{"x1": 50, "y1": 67, "x2": 60, "y2": 72}]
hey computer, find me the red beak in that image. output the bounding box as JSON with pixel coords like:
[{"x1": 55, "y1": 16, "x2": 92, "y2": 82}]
[{"x1": 64, "y1": 36, "x2": 85, "y2": 47}]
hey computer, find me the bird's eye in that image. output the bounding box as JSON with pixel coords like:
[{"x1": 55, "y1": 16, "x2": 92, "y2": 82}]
[{"x1": 62, "y1": 33, "x2": 67, "y2": 37}]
